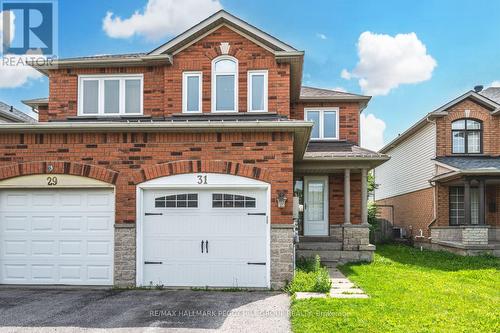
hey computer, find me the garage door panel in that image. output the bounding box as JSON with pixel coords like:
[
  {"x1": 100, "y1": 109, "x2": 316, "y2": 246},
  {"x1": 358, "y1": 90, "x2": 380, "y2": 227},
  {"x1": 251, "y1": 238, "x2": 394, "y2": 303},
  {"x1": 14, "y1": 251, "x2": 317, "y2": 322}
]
[
  {"x1": 0, "y1": 189, "x2": 114, "y2": 285},
  {"x1": 143, "y1": 187, "x2": 268, "y2": 288}
]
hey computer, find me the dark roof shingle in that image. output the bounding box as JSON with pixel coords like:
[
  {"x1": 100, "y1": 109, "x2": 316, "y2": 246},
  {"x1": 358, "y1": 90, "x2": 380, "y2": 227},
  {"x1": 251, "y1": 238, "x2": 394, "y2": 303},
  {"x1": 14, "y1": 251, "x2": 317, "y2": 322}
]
[
  {"x1": 435, "y1": 156, "x2": 500, "y2": 171},
  {"x1": 305, "y1": 141, "x2": 388, "y2": 159},
  {"x1": 479, "y1": 87, "x2": 500, "y2": 104}
]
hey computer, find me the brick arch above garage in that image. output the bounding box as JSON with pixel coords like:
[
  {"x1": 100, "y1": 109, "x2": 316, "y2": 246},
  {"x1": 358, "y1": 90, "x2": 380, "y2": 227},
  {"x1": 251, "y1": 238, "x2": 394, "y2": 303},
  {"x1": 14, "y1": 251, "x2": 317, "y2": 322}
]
[
  {"x1": 0, "y1": 161, "x2": 118, "y2": 185},
  {"x1": 132, "y1": 160, "x2": 272, "y2": 185}
]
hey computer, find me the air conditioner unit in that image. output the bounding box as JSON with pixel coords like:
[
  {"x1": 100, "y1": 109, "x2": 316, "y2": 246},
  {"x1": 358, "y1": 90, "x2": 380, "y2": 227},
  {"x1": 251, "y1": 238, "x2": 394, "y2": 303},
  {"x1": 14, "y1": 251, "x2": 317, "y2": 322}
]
[{"x1": 392, "y1": 227, "x2": 406, "y2": 239}]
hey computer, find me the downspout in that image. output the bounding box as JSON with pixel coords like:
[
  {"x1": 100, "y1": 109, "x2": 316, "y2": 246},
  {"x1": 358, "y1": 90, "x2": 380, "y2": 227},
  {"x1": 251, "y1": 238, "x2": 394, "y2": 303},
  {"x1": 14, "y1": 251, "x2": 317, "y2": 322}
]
[{"x1": 426, "y1": 115, "x2": 438, "y2": 242}]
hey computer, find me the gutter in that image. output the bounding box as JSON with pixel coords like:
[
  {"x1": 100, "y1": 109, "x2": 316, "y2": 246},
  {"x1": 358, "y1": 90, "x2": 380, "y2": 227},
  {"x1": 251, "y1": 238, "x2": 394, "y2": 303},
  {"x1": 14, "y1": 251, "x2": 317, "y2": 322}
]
[
  {"x1": 0, "y1": 120, "x2": 313, "y2": 160},
  {"x1": 32, "y1": 54, "x2": 173, "y2": 76}
]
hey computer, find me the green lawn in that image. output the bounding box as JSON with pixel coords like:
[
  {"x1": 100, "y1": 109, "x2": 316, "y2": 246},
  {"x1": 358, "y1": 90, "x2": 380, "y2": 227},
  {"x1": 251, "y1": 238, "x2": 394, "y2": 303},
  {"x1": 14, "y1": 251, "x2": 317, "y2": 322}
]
[{"x1": 291, "y1": 244, "x2": 500, "y2": 333}]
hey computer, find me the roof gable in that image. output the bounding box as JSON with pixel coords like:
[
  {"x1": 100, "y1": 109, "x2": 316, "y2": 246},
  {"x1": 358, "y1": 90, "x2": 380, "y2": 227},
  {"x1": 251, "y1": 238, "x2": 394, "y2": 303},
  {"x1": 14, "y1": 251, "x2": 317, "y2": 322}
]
[
  {"x1": 430, "y1": 90, "x2": 500, "y2": 116},
  {"x1": 149, "y1": 10, "x2": 298, "y2": 56}
]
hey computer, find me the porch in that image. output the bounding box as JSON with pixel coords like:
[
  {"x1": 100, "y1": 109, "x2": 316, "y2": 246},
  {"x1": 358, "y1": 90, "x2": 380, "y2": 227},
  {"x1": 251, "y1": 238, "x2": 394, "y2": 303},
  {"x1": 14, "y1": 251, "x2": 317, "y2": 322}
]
[
  {"x1": 430, "y1": 167, "x2": 500, "y2": 256},
  {"x1": 293, "y1": 142, "x2": 389, "y2": 265}
]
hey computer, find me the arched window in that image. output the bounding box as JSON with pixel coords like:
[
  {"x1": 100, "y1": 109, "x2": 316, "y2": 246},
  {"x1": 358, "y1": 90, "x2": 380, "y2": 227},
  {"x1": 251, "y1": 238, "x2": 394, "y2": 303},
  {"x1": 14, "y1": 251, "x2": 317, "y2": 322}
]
[
  {"x1": 212, "y1": 56, "x2": 238, "y2": 112},
  {"x1": 451, "y1": 119, "x2": 482, "y2": 154}
]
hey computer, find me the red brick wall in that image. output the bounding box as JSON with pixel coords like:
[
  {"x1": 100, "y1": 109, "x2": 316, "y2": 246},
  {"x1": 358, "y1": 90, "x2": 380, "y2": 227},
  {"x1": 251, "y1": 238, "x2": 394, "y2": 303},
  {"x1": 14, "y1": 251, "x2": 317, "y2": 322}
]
[
  {"x1": 0, "y1": 131, "x2": 294, "y2": 225},
  {"x1": 44, "y1": 26, "x2": 290, "y2": 121},
  {"x1": 376, "y1": 187, "x2": 434, "y2": 238},
  {"x1": 436, "y1": 99, "x2": 500, "y2": 156},
  {"x1": 329, "y1": 172, "x2": 362, "y2": 225},
  {"x1": 291, "y1": 101, "x2": 361, "y2": 144}
]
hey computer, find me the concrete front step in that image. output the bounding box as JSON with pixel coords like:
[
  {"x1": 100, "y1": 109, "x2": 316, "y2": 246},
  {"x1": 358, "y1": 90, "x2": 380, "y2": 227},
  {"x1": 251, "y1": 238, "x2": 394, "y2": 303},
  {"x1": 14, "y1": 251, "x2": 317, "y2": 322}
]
[
  {"x1": 299, "y1": 236, "x2": 340, "y2": 242},
  {"x1": 296, "y1": 242, "x2": 343, "y2": 251},
  {"x1": 296, "y1": 249, "x2": 342, "y2": 262}
]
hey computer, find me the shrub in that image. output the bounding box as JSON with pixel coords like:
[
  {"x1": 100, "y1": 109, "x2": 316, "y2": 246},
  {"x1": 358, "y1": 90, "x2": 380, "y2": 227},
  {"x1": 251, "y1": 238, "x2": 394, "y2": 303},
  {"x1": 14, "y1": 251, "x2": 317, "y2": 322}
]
[{"x1": 287, "y1": 255, "x2": 332, "y2": 293}]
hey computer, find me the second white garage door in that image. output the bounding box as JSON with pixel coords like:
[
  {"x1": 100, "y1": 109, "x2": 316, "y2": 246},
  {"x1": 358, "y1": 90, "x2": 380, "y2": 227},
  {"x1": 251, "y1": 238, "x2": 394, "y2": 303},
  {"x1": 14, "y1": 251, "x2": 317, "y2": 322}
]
[
  {"x1": 142, "y1": 188, "x2": 268, "y2": 288},
  {"x1": 0, "y1": 189, "x2": 114, "y2": 285}
]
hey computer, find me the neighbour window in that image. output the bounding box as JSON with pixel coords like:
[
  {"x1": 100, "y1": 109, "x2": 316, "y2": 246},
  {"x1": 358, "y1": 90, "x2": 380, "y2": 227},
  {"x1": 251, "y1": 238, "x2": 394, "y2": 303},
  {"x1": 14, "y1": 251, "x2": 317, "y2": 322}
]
[
  {"x1": 451, "y1": 119, "x2": 482, "y2": 154},
  {"x1": 248, "y1": 70, "x2": 268, "y2": 112},
  {"x1": 155, "y1": 194, "x2": 198, "y2": 208},
  {"x1": 212, "y1": 193, "x2": 256, "y2": 208},
  {"x1": 449, "y1": 186, "x2": 465, "y2": 225},
  {"x1": 212, "y1": 56, "x2": 238, "y2": 112},
  {"x1": 449, "y1": 186, "x2": 480, "y2": 225},
  {"x1": 79, "y1": 75, "x2": 143, "y2": 116},
  {"x1": 182, "y1": 72, "x2": 202, "y2": 113},
  {"x1": 305, "y1": 108, "x2": 339, "y2": 140}
]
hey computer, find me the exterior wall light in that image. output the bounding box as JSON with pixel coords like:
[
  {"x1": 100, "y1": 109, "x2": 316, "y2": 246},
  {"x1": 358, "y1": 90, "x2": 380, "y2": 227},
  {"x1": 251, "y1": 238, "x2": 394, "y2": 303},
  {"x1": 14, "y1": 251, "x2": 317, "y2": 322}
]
[{"x1": 277, "y1": 191, "x2": 287, "y2": 208}]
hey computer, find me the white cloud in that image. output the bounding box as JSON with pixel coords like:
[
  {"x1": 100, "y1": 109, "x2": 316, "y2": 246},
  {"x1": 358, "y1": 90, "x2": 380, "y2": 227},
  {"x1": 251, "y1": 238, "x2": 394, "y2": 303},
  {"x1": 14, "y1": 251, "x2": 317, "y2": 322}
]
[
  {"x1": 340, "y1": 69, "x2": 351, "y2": 80},
  {"x1": 490, "y1": 81, "x2": 500, "y2": 87},
  {"x1": 103, "y1": 0, "x2": 223, "y2": 41},
  {"x1": 331, "y1": 86, "x2": 347, "y2": 92},
  {"x1": 316, "y1": 33, "x2": 327, "y2": 40},
  {"x1": 342, "y1": 31, "x2": 437, "y2": 96},
  {"x1": 361, "y1": 113, "x2": 386, "y2": 151},
  {"x1": 0, "y1": 12, "x2": 42, "y2": 88}
]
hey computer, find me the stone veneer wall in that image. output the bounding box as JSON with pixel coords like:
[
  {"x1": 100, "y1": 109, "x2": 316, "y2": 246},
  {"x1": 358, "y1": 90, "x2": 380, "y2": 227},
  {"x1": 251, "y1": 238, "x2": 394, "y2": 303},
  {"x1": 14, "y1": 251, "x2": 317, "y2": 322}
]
[
  {"x1": 431, "y1": 226, "x2": 489, "y2": 246},
  {"x1": 270, "y1": 226, "x2": 294, "y2": 289},
  {"x1": 114, "y1": 224, "x2": 136, "y2": 287}
]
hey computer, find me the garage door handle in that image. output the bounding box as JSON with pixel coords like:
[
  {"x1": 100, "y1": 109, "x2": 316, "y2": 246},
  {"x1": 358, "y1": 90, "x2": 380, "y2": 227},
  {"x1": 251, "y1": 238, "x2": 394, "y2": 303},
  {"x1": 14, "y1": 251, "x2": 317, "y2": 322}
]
[
  {"x1": 144, "y1": 261, "x2": 163, "y2": 264},
  {"x1": 201, "y1": 240, "x2": 204, "y2": 253},
  {"x1": 145, "y1": 213, "x2": 163, "y2": 216},
  {"x1": 248, "y1": 213, "x2": 266, "y2": 216},
  {"x1": 247, "y1": 262, "x2": 266, "y2": 265},
  {"x1": 206, "y1": 240, "x2": 208, "y2": 253}
]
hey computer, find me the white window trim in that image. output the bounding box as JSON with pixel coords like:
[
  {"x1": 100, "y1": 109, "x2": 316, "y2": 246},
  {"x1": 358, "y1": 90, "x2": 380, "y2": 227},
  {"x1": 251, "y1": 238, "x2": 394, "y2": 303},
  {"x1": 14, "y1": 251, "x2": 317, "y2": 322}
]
[
  {"x1": 78, "y1": 74, "x2": 144, "y2": 116},
  {"x1": 211, "y1": 55, "x2": 238, "y2": 113},
  {"x1": 304, "y1": 107, "x2": 340, "y2": 140},
  {"x1": 182, "y1": 72, "x2": 203, "y2": 113},
  {"x1": 247, "y1": 70, "x2": 268, "y2": 112}
]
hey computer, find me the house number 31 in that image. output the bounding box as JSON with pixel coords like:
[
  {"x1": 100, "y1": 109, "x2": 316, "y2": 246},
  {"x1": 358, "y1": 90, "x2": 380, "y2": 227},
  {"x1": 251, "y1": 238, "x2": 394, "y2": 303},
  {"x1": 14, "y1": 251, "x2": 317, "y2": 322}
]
[
  {"x1": 197, "y1": 175, "x2": 208, "y2": 184},
  {"x1": 47, "y1": 176, "x2": 58, "y2": 186}
]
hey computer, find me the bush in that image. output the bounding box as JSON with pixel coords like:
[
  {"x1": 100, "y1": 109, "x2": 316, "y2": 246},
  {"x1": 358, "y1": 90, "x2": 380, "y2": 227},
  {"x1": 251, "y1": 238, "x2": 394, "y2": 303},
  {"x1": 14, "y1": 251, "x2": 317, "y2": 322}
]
[{"x1": 287, "y1": 255, "x2": 332, "y2": 293}]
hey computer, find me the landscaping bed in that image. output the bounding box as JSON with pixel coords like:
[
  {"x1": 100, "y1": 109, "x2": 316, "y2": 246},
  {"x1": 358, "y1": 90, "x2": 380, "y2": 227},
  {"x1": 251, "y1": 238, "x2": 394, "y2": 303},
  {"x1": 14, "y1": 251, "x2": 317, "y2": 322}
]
[
  {"x1": 286, "y1": 255, "x2": 332, "y2": 294},
  {"x1": 291, "y1": 244, "x2": 500, "y2": 332}
]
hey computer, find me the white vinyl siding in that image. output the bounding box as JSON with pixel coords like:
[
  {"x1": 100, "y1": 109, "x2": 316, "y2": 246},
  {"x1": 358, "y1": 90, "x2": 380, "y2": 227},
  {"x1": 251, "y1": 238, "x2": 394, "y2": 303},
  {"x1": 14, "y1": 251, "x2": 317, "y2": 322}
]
[{"x1": 374, "y1": 122, "x2": 436, "y2": 200}]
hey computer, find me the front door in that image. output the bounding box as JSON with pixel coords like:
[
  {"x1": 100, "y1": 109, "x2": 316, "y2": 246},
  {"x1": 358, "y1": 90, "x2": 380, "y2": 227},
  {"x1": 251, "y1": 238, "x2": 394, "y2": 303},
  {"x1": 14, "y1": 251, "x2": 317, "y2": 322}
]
[{"x1": 304, "y1": 176, "x2": 328, "y2": 236}]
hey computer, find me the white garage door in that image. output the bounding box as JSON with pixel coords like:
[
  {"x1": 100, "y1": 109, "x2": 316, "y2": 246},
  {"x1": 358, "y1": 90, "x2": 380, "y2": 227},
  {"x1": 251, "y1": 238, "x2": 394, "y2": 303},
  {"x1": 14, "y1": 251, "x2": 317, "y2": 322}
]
[
  {"x1": 142, "y1": 188, "x2": 268, "y2": 288},
  {"x1": 0, "y1": 189, "x2": 114, "y2": 285}
]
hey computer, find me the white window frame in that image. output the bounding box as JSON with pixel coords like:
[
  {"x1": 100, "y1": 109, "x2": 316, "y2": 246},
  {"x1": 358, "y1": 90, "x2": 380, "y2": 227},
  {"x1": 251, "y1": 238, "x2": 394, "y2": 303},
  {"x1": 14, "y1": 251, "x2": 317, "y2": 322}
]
[
  {"x1": 211, "y1": 55, "x2": 238, "y2": 113},
  {"x1": 304, "y1": 107, "x2": 340, "y2": 140},
  {"x1": 182, "y1": 72, "x2": 203, "y2": 113},
  {"x1": 247, "y1": 70, "x2": 268, "y2": 112},
  {"x1": 78, "y1": 74, "x2": 144, "y2": 116}
]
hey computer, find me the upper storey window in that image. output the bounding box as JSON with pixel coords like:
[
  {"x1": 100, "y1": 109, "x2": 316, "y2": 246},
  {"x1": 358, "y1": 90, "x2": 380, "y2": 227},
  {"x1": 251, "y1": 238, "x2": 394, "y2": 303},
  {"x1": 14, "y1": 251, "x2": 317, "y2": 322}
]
[
  {"x1": 212, "y1": 56, "x2": 238, "y2": 112},
  {"x1": 248, "y1": 70, "x2": 268, "y2": 112},
  {"x1": 78, "y1": 75, "x2": 143, "y2": 116},
  {"x1": 452, "y1": 119, "x2": 482, "y2": 154},
  {"x1": 182, "y1": 72, "x2": 202, "y2": 113},
  {"x1": 305, "y1": 108, "x2": 339, "y2": 140}
]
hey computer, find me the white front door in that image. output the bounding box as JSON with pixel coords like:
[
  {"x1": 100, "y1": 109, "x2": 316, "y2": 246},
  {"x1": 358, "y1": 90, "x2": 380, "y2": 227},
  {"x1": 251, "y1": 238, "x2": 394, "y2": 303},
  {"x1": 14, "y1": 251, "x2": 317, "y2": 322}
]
[
  {"x1": 0, "y1": 189, "x2": 115, "y2": 285},
  {"x1": 141, "y1": 186, "x2": 268, "y2": 288},
  {"x1": 304, "y1": 176, "x2": 328, "y2": 236}
]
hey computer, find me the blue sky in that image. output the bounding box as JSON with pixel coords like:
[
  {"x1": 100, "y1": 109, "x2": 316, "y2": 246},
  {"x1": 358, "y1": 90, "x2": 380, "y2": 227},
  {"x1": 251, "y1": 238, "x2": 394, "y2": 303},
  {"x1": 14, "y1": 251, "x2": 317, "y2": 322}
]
[{"x1": 1, "y1": 0, "x2": 500, "y2": 150}]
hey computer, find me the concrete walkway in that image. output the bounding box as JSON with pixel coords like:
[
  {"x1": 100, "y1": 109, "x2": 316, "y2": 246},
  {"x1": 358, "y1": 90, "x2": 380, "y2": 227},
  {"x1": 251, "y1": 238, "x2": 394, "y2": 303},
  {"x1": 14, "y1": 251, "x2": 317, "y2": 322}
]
[{"x1": 295, "y1": 268, "x2": 368, "y2": 300}]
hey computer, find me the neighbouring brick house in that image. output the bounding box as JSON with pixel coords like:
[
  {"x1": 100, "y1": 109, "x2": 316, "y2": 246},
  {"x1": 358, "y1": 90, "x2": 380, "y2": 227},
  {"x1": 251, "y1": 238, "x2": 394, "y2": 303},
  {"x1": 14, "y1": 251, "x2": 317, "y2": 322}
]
[
  {"x1": 0, "y1": 10, "x2": 387, "y2": 288},
  {"x1": 375, "y1": 87, "x2": 500, "y2": 256}
]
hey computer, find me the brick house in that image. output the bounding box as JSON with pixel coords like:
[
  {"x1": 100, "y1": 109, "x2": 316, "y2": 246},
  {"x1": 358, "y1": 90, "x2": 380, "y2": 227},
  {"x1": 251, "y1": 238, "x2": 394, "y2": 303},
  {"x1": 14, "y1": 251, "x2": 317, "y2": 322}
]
[
  {"x1": 375, "y1": 87, "x2": 500, "y2": 256},
  {"x1": 0, "y1": 11, "x2": 387, "y2": 288}
]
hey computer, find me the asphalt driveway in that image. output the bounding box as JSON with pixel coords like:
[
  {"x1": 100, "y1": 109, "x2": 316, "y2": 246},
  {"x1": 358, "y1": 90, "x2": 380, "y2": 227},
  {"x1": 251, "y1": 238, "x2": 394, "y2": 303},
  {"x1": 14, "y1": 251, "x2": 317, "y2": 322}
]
[{"x1": 0, "y1": 287, "x2": 291, "y2": 333}]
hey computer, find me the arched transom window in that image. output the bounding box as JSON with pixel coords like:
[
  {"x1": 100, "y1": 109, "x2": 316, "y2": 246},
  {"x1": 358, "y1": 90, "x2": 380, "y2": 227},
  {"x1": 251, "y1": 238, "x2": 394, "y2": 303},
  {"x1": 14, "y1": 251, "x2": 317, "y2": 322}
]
[
  {"x1": 451, "y1": 119, "x2": 482, "y2": 154},
  {"x1": 212, "y1": 56, "x2": 238, "y2": 112}
]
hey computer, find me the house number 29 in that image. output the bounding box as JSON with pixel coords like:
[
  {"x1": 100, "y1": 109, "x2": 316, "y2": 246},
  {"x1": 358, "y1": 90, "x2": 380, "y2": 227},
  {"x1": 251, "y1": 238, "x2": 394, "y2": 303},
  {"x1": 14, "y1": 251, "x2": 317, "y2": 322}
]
[
  {"x1": 197, "y1": 175, "x2": 208, "y2": 184},
  {"x1": 47, "y1": 176, "x2": 58, "y2": 186}
]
